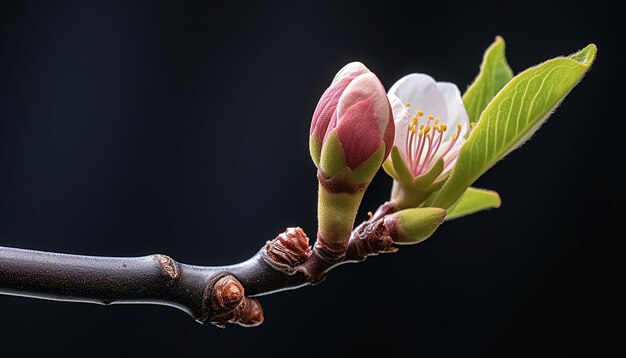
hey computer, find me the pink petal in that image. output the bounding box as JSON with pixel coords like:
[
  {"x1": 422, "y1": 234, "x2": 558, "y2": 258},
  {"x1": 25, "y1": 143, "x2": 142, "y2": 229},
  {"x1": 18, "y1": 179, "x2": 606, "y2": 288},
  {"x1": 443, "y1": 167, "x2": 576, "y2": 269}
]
[
  {"x1": 337, "y1": 73, "x2": 390, "y2": 134},
  {"x1": 310, "y1": 77, "x2": 349, "y2": 140},
  {"x1": 382, "y1": 102, "x2": 395, "y2": 158},
  {"x1": 336, "y1": 98, "x2": 382, "y2": 169}
]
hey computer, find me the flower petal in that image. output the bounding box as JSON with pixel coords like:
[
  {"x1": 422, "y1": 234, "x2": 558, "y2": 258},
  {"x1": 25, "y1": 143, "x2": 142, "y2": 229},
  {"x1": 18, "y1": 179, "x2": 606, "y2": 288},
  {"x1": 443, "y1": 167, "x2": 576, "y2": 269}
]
[
  {"x1": 335, "y1": 101, "x2": 381, "y2": 169},
  {"x1": 436, "y1": 82, "x2": 470, "y2": 142},
  {"x1": 389, "y1": 93, "x2": 409, "y2": 122},
  {"x1": 311, "y1": 85, "x2": 341, "y2": 138},
  {"x1": 389, "y1": 74, "x2": 448, "y2": 122},
  {"x1": 388, "y1": 93, "x2": 410, "y2": 159},
  {"x1": 331, "y1": 62, "x2": 370, "y2": 86},
  {"x1": 335, "y1": 72, "x2": 390, "y2": 169},
  {"x1": 337, "y1": 73, "x2": 389, "y2": 134}
]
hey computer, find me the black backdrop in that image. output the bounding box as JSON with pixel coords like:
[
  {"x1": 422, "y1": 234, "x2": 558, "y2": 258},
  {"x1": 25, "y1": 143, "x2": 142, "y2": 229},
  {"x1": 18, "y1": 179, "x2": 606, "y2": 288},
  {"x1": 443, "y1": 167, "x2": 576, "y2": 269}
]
[{"x1": 1, "y1": 1, "x2": 623, "y2": 356}]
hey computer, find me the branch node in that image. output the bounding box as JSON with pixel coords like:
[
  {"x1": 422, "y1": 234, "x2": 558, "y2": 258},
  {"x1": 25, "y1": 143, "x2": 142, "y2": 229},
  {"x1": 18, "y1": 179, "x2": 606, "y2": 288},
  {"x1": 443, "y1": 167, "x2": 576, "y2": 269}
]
[
  {"x1": 156, "y1": 254, "x2": 180, "y2": 280},
  {"x1": 313, "y1": 237, "x2": 347, "y2": 263},
  {"x1": 208, "y1": 275, "x2": 264, "y2": 328},
  {"x1": 347, "y1": 219, "x2": 397, "y2": 261},
  {"x1": 261, "y1": 227, "x2": 311, "y2": 275},
  {"x1": 297, "y1": 239, "x2": 347, "y2": 284}
]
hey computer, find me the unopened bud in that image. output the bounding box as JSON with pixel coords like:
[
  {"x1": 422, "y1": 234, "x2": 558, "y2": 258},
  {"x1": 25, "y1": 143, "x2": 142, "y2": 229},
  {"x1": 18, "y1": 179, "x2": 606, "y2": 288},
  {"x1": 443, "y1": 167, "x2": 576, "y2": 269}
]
[
  {"x1": 384, "y1": 207, "x2": 446, "y2": 244},
  {"x1": 310, "y1": 62, "x2": 394, "y2": 185}
]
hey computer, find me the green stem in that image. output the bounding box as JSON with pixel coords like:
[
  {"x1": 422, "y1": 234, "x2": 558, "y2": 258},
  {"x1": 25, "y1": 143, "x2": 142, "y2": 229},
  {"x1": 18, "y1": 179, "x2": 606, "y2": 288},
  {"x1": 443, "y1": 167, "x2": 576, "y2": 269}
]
[
  {"x1": 391, "y1": 180, "x2": 429, "y2": 209},
  {"x1": 317, "y1": 185, "x2": 364, "y2": 247}
]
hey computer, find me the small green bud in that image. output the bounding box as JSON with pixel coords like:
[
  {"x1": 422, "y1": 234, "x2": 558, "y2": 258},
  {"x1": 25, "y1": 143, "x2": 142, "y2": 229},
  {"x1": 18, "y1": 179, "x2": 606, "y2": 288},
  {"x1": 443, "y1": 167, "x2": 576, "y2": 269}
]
[{"x1": 385, "y1": 207, "x2": 446, "y2": 245}]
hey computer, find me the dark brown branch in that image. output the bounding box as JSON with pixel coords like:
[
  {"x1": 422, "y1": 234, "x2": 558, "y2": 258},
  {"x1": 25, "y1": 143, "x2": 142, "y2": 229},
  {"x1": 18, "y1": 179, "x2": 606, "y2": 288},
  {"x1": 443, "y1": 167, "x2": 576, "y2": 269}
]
[
  {"x1": 0, "y1": 247, "x2": 217, "y2": 321},
  {"x1": 0, "y1": 202, "x2": 399, "y2": 328}
]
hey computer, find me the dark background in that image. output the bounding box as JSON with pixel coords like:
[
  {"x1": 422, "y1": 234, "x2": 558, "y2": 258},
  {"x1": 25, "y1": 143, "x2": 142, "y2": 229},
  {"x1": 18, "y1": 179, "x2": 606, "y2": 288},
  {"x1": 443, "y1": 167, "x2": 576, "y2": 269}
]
[{"x1": 0, "y1": 1, "x2": 623, "y2": 356}]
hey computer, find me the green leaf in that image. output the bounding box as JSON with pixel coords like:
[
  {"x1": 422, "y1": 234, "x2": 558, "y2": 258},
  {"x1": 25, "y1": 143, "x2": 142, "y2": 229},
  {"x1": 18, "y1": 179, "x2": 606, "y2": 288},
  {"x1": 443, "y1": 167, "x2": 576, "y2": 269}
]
[
  {"x1": 463, "y1": 36, "x2": 514, "y2": 125},
  {"x1": 445, "y1": 187, "x2": 501, "y2": 220},
  {"x1": 433, "y1": 44, "x2": 597, "y2": 209}
]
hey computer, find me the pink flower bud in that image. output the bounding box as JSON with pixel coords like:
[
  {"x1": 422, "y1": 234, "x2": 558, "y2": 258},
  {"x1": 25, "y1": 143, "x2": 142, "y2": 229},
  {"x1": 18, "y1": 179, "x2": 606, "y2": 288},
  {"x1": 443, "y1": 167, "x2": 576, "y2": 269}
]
[{"x1": 309, "y1": 62, "x2": 394, "y2": 172}]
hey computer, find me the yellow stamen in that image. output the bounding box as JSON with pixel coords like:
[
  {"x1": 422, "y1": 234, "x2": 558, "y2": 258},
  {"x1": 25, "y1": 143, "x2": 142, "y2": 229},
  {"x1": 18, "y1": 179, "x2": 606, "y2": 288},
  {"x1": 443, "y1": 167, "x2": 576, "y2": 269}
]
[
  {"x1": 405, "y1": 103, "x2": 411, "y2": 107},
  {"x1": 368, "y1": 211, "x2": 373, "y2": 220},
  {"x1": 401, "y1": 107, "x2": 467, "y2": 177}
]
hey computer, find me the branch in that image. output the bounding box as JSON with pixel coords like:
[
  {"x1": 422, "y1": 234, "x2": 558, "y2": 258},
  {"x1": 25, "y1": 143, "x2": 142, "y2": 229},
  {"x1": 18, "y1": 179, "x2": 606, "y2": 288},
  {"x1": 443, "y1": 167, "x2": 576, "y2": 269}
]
[{"x1": 0, "y1": 202, "x2": 398, "y2": 327}]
